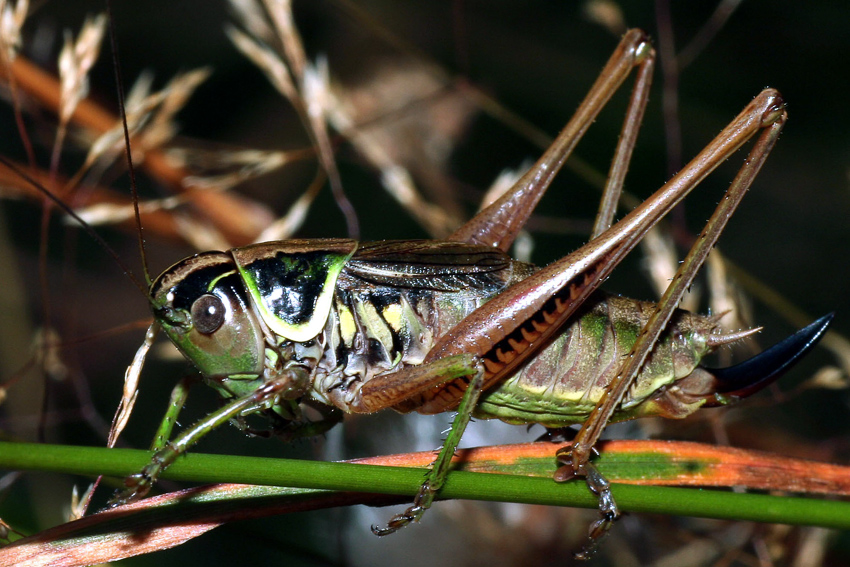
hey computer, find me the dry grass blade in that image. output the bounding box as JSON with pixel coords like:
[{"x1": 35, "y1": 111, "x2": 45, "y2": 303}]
[
  {"x1": 57, "y1": 14, "x2": 106, "y2": 126},
  {"x1": 71, "y1": 196, "x2": 183, "y2": 226},
  {"x1": 171, "y1": 212, "x2": 231, "y2": 252},
  {"x1": 254, "y1": 169, "x2": 323, "y2": 241},
  {"x1": 82, "y1": 88, "x2": 166, "y2": 172},
  {"x1": 582, "y1": 0, "x2": 627, "y2": 36},
  {"x1": 228, "y1": 0, "x2": 275, "y2": 44},
  {"x1": 225, "y1": 25, "x2": 297, "y2": 102},
  {"x1": 0, "y1": 158, "x2": 186, "y2": 240},
  {"x1": 83, "y1": 67, "x2": 211, "y2": 174},
  {"x1": 174, "y1": 147, "x2": 295, "y2": 192},
  {"x1": 323, "y1": 62, "x2": 476, "y2": 237},
  {"x1": 30, "y1": 327, "x2": 67, "y2": 382},
  {"x1": 300, "y1": 55, "x2": 358, "y2": 236},
  {"x1": 140, "y1": 68, "x2": 212, "y2": 152},
  {"x1": 107, "y1": 324, "x2": 156, "y2": 448},
  {"x1": 67, "y1": 484, "x2": 94, "y2": 522},
  {"x1": 227, "y1": 0, "x2": 358, "y2": 236},
  {"x1": 377, "y1": 164, "x2": 456, "y2": 238},
  {"x1": 263, "y1": 0, "x2": 306, "y2": 82},
  {"x1": 0, "y1": 54, "x2": 274, "y2": 244},
  {"x1": 0, "y1": 0, "x2": 28, "y2": 60}
]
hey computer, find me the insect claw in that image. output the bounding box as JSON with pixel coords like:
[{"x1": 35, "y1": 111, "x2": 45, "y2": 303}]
[
  {"x1": 371, "y1": 523, "x2": 396, "y2": 537},
  {"x1": 704, "y1": 313, "x2": 834, "y2": 405},
  {"x1": 106, "y1": 474, "x2": 149, "y2": 508},
  {"x1": 372, "y1": 504, "x2": 424, "y2": 536},
  {"x1": 574, "y1": 512, "x2": 616, "y2": 561}
]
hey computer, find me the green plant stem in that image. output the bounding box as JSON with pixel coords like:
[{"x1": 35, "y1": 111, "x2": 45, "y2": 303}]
[{"x1": 1, "y1": 441, "x2": 848, "y2": 530}]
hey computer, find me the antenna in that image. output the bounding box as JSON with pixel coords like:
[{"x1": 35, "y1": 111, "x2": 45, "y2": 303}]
[{"x1": 105, "y1": 0, "x2": 151, "y2": 287}]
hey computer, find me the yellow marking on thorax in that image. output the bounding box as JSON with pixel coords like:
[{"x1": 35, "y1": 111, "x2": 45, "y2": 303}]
[
  {"x1": 355, "y1": 300, "x2": 394, "y2": 354},
  {"x1": 382, "y1": 303, "x2": 403, "y2": 332},
  {"x1": 337, "y1": 302, "x2": 357, "y2": 347}
]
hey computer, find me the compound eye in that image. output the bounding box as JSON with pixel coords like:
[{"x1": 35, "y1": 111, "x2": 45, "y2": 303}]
[{"x1": 191, "y1": 294, "x2": 226, "y2": 335}]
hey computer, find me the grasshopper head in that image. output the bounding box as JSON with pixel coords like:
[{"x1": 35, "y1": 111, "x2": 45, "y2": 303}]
[{"x1": 149, "y1": 252, "x2": 266, "y2": 381}]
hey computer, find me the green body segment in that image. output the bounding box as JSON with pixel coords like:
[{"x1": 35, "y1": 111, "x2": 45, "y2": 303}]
[{"x1": 473, "y1": 296, "x2": 716, "y2": 426}]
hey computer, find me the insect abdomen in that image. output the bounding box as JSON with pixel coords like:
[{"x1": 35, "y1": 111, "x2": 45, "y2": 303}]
[{"x1": 473, "y1": 294, "x2": 718, "y2": 427}]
